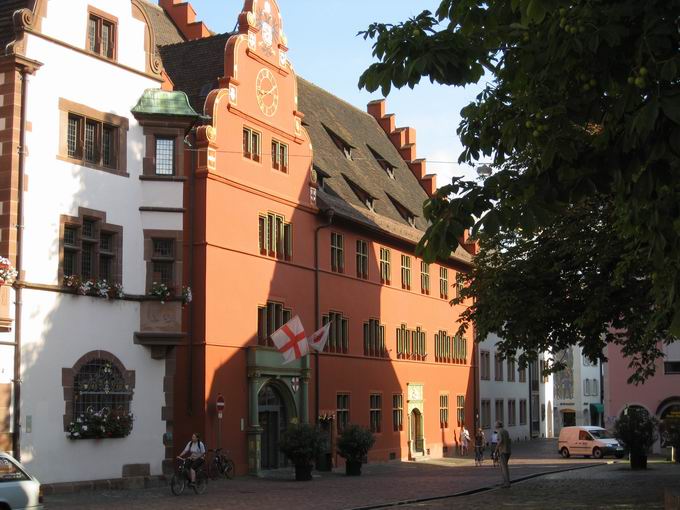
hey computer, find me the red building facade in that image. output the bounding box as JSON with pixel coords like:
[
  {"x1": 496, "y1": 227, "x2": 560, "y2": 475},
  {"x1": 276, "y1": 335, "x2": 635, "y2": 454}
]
[{"x1": 154, "y1": 0, "x2": 476, "y2": 475}]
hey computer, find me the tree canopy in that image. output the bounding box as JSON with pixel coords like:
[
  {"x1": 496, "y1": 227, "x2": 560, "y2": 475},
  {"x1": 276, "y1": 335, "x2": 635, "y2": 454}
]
[{"x1": 360, "y1": 0, "x2": 680, "y2": 374}]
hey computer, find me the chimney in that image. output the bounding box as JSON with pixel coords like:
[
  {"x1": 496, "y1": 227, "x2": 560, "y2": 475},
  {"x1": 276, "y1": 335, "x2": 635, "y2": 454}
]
[
  {"x1": 159, "y1": 0, "x2": 210, "y2": 41},
  {"x1": 367, "y1": 99, "x2": 435, "y2": 197}
]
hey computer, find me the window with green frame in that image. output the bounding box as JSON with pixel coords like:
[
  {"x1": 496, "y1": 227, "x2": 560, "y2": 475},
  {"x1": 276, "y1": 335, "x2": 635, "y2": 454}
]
[
  {"x1": 370, "y1": 394, "x2": 382, "y2": 433},
  {"x1": 440, "y1": 394, "x2": 449, "y2": 428},
  {"x1": 456, "y1": 395, "x2": 465, "y2": 426},
  {"x1": 392, "y1": 394, "x2": 403, "y2": 431},
  {"x1": 380, "y1": 247, "x2": 391, "y2": 285},
  {"x1": 356, "y1": 240, "x2": 368, "y2": 279},
  {"x1": 257, "y1": 301, "x2": 292, "y2": 347},
  {"x1": 331, "y1": 232, "x2": 344, "y2": 273},
  {"x1": 258, "y1": 212, "x2": 292, "y2": 260},
  {"x1": 401, "y1": 255, "x2": 411, "y2": 290},
  {"x1": 421, "y1": 261, "x2": 430, "y2": 295},
  {"x1": 396, "y1": 324, "x2": 426, "y2": 360},
  {"x1": 337, "y1": 393, "x2": 350, "y2": 432},
  {"x1": 439, "y1": 266, "x2": 449, "y2": 299},
  {"x1": 322, "y1": 311, "x2": 349, "y2": 353},
  {"x1": 364, "y1": 319, "x2": 386, "y2": 357}
]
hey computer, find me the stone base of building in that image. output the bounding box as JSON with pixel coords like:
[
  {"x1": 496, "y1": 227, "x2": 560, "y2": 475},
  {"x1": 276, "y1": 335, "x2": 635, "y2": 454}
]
[{"x1": 41, "y1": 464, "x2": 165, "y2": 495}]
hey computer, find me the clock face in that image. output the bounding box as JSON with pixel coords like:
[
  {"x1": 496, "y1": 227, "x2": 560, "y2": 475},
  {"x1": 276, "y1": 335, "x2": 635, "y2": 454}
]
[{"x1": 256, "y1": 68, "x2": 279, "y2": 117}]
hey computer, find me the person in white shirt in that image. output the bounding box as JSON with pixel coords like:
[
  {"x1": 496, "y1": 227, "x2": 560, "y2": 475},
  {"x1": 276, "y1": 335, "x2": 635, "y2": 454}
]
[
  {"x1": 177, "y1": 433, "x2": 206, "y2": 485},
  {"x1": 461, "y1": 424, "x2": 471, "y2": 456}
]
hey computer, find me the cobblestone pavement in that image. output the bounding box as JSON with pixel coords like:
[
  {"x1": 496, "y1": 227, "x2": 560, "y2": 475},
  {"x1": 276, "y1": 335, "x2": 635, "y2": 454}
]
[
  {"x1": 400, "y1": 461, "x2": 679, "y2": 510},
  {"x1": 45, "y1": 439, "x2": 641, "y2": 510}
]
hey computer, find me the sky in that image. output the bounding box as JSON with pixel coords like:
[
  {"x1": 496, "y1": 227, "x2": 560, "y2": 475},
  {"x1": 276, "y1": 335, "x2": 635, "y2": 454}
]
[{"x1": 186, "y1": 0, "x2": 484, "y2": 184}]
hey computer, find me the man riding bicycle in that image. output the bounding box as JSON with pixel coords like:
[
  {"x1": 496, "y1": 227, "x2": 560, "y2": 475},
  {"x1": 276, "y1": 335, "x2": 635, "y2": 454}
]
[{"x1": 177, "y1": 433, "x2": 206, "y2": 486}]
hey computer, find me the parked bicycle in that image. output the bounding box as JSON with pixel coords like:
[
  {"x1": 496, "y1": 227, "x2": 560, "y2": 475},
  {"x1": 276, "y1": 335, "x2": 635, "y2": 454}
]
[
  {"x1": 171, "y1": 457, "x2": 208, "y2": 495},
  {"x1": 208, "y1": 448, "x2": 235, "y2": 480}
]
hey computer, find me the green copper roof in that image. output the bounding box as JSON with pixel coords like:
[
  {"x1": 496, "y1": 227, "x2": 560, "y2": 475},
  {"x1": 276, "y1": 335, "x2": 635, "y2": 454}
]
[{"x1": 131, "y1": 89, "x2": 199, "y2": 118}]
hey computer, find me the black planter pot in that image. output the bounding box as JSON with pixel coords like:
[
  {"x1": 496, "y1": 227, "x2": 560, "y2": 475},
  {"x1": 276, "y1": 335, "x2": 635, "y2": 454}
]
[
  {"x1": 295, "y1": 463, "x2": 313, "y2": 481},
  {"x1": 345, "y1": 460, "x2": 362, "y2": 476},
  {"x1": 630, "y1": 453, "x2": 648, "y2": 470}
]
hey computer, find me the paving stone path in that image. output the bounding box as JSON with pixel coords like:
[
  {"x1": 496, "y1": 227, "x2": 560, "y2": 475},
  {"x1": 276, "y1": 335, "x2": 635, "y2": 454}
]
[
  {"x1": 45, "y1": 440, "x2": 677, "y2": 510},
  {"x1": 400, "y1": 461, "x2": 678, "y2": 509}
]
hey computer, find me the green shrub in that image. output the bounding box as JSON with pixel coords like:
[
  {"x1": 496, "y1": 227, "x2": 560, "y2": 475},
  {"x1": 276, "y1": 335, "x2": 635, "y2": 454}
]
[
  {"x1": 337, "y1": 425, "x2": 375, "y2": 463},
  {"x1": 614, "y1": 407, "x2": 659, "y2": 456},
  {"x1": 280, "y1": 423, "x2": 323, "y2": 466}
]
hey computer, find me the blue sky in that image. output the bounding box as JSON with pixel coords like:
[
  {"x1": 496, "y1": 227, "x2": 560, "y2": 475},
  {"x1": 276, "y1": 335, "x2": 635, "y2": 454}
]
[{"x1": 187, "y1": 0, "x2": 483, "y2": 184}]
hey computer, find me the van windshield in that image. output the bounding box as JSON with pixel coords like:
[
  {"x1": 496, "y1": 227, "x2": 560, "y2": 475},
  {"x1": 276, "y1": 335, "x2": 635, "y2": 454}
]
[{"x1": 589, "y1": 429, "x2": 612, "y2": 439}]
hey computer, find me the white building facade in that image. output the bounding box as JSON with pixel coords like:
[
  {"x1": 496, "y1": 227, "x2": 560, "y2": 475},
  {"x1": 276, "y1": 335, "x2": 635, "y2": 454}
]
[
  {"x1": 478, "y1": 334, "x2": 554, "y2": 442},
  {"x1": 0, "y1": 0, "x2": 194, "y2": 484},
  {"x1": 553, "y1": 345, "x2": 603, "y2": 436}
]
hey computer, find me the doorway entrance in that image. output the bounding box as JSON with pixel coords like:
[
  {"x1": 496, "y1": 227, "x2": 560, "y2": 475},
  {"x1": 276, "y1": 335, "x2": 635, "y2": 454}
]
[
  {"x1": 258, "y1": 384, "x2": 287, "y2": 469},
  {"x1": 562, "y1": 410, "x2": 576, "y2": 427},
  {"x1": 411, "y1": 409, "x2": 424, "y2": 454}
]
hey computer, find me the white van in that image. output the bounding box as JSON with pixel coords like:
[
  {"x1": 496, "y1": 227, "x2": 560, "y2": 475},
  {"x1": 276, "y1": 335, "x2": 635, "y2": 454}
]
[{"x1": 558, "y1": 426, "x2": 625, "y2": 459}]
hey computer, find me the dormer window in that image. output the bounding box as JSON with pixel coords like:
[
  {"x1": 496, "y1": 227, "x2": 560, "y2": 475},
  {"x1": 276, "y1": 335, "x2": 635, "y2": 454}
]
[
  {"x1": 314, "y1": 167, "x2": 330, "y2": 190},
  {"x1": 368, "y1": 146, "x2": 396, "y2": 179},
  {"x1": 344, "y1": 175, "x2": 376, "y2": 213},
  {"x1": 323, "y1": 125, "x2": 355, "y2": 161},
  {"x1": 387, "y1": 194, "x2": 417, "y2": 227}
]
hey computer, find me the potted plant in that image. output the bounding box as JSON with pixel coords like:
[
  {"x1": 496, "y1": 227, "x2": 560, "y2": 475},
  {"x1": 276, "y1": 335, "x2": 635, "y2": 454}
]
[
  {"x1": 279, "y1": 423, "x2": 323, "y2": 481},
  {"x1": 614, "y1": 406, "x2": 659, "y2": 470},
  {"x1": 337, "y1": 425, "x2": 375, "y2": 476}
]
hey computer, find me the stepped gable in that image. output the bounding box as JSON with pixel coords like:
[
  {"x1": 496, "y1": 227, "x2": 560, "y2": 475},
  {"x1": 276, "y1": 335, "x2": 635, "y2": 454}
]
[
  {"x1": 158, "y1": 0, "x2": 210, "y2": 41},
  {"x1": 297, "y1": 78, "x2": 431, "y2": 232},
  {"x1": 138, "y1": 0, "x2": 186, "y2": 47},
  {"x1": 0, "y1": 0, "x2": 30, "y2": 52}
]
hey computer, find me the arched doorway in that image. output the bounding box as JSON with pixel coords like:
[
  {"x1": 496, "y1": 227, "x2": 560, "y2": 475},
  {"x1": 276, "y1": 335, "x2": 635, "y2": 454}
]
[
  {"x1": 410, "y1": 409, "x2": 424, "y2": 454},
  {"x1": 258, "y1": 383, "x2": 288, "y2": 469}
]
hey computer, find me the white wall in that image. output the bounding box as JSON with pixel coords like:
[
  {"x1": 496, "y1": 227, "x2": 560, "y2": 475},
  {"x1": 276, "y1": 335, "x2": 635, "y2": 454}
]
[
  {"x1": 6, "y1": 0, "x2": 183, "y2": 483},
  {"x1": 478, "y1": 334, "x2": 531, "y2": 441},
  {"x1": 554, "y1": 345, "x2": 602, "y2": 434},
  {"x1": 19, "y1": 290, "x2": 166, "y2": 483}
]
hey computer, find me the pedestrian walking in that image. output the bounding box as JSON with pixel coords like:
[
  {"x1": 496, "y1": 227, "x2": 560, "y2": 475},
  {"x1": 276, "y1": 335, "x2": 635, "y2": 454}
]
[
  {"x1": 461, "y1": 424, "x2": 471, "y2": 456},
  {"x1": 494, "y1": 421, "x2": 512, "y2": 488},
  {"x1": 474, "y1": 427, "x2": 485, "y2": 466}
]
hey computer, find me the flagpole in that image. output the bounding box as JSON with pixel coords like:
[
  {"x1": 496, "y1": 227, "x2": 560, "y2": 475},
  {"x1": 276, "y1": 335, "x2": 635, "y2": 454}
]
[{"x1": 314, "y1": 209, "x2": 334, "y2": 424}]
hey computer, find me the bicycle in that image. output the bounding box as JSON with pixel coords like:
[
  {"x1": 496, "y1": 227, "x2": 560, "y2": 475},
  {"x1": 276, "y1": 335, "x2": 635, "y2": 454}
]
[
  {"x1": 491, "y1": 448, "x2": 500, "y2": 467},
  {"x1": 208, "y1": 448, "x2": 235, "y2": 480},
  {"x1": 170, "y1": 457, "x2": 208, "y2": 495}
]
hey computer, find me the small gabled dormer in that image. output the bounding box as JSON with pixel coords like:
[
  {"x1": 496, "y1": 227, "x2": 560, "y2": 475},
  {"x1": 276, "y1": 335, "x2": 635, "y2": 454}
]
[
  {"x1": 387, "y1": 194, "x2": 417, "y2": 228},
  {"x1": 313, "y1": 166, "x2": 330, "y2": 190},
  {"x1": 323, "y1": 125, "x2": 355, "y2": 161},
  {"x1": 368, "y1": 145, "x2": 396, "y2": 179},
  {"x1": 343, "y1": 175, "x2": 376, "y2": 212}
]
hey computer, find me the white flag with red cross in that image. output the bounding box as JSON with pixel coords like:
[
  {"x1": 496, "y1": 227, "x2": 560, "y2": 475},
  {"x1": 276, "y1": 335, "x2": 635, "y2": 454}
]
[
  {"x1": 271, "y1": 315, "x2": 309, "y2": 364},
  {"x1": 309, "y1": 322, "x2": 332, "y2": 353}
]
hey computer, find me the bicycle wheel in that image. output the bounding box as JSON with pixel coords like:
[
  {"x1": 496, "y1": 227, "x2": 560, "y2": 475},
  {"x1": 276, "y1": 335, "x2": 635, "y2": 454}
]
[
  {"x1": 208, "y1": 458, "x2": 219, "y2": 480},
  {"x1": 170, "y1": 474, "x2": 185, "y2": 496},
  {"x1": 223, "y1": 459, "x2": 235, "y2": 479},
  {"x1": 193, "y1": 471, "x2": 208, "y2": 495}
]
